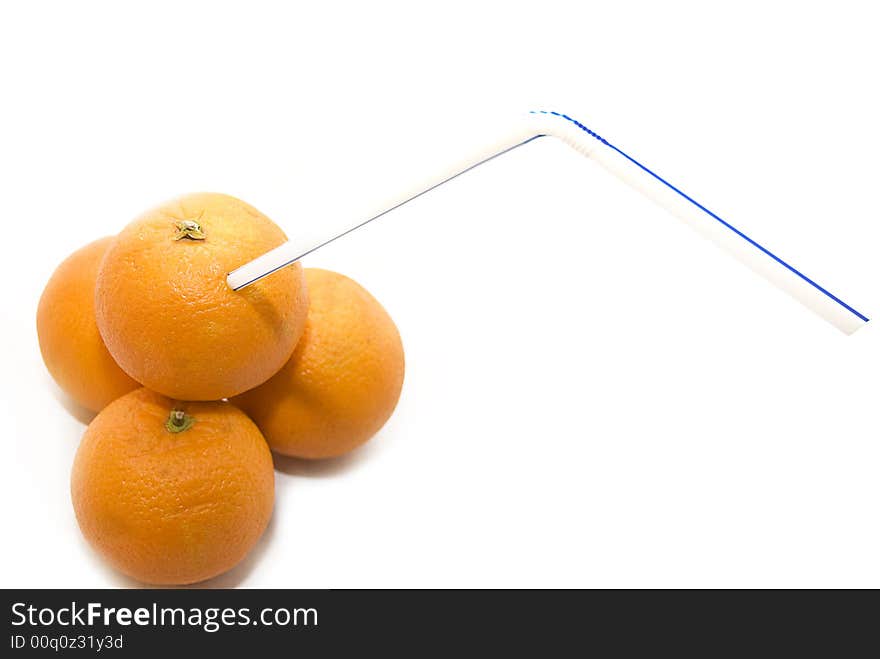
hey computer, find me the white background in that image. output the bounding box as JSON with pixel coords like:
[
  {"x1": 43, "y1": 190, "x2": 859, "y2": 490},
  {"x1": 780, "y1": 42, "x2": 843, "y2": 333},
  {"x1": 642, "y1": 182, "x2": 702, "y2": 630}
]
[{"x1": 1, "y1": 1, "x2": 878, "y2": 588}]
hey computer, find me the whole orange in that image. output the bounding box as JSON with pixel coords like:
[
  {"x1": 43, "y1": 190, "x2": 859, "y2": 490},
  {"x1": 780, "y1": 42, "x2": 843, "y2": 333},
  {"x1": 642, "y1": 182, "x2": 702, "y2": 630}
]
[
  {"x1": 37, "y1": 237, "x2": 140, "y2": 413},
  {"x1": 94, "y1": 192, "x2": 308, "y2": 401},
  {"x1": 71, "y1": 387, "x2": 274, "y2": 585},
  {"x1": 233, "y1": 268, "x2": 404, "y2": 459}
]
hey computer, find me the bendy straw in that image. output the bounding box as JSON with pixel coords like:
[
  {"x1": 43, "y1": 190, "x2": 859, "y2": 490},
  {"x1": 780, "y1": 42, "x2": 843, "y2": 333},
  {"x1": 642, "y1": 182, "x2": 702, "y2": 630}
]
[{"x1": 226, "y1": 110, "x2": 868, "y2": 334}]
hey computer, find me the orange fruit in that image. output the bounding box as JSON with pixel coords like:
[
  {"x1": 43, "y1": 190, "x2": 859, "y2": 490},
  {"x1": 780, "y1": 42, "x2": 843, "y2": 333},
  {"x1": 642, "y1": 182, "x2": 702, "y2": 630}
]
[
  {"x1": 233, "y1": 268, "x2": 404, "y2": 459},
  {"x1": 37, "y1": 237, "x2": 140, "y2": 413},
  {"x1": 71, "y1": 387, "x2": 274, "y2": 585},
  {"x1": 94, "y1": 192, "x2": 308, "y2": 401}
]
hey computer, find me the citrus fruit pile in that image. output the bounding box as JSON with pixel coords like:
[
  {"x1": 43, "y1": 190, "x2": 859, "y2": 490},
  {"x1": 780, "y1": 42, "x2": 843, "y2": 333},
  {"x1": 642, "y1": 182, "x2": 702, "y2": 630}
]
[{"x1": 37, "y1": 193, "x2": 405, "y2": 585}]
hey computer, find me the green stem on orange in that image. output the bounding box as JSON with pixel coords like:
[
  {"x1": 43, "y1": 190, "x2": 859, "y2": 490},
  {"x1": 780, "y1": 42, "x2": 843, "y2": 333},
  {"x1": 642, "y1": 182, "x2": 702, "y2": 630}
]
[
  {"x1": 173, "y1": 219, "x2": 206, "y2": 241},
  {"x1": 165, "y1": 409, "x2": 195, "y2": 433}
]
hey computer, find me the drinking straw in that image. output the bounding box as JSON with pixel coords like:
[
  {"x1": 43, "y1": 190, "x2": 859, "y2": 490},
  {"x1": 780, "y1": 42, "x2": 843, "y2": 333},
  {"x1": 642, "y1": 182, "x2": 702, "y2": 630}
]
[{"x1": 226, "y1": 110, "x2": 868, "y2": 334}]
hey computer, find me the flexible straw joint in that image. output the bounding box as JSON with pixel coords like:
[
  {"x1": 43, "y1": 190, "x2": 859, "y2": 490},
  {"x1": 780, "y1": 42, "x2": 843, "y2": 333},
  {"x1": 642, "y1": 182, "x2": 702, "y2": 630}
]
[{"x1": 529, "y1": 110, "x2": 610, "y2": 145}]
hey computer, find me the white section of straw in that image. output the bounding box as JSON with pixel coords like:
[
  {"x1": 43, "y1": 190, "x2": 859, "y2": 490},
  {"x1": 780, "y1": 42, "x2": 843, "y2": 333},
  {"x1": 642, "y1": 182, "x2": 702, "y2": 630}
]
[
  {"x1": 226, "y1": 112, "x2": 865, "y2": 335},
  {"x1": 225, "y1": 121, "x2": 536, "y2": 291}
]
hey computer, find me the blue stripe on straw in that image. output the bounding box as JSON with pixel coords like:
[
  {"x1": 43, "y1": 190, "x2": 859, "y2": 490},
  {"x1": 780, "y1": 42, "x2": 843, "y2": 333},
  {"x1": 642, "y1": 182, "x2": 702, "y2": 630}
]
[{"x1": 531, "y1": 110, "x2": 869, "y2": 323}]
